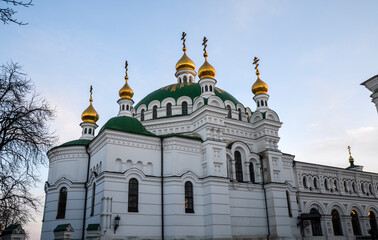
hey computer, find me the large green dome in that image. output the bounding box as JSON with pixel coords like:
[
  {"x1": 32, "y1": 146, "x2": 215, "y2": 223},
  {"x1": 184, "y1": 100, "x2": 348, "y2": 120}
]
[
  {"x1": 99, "y1": 116, "x2": 155, "y2": 136},
  {"x1": 135, "y1": 82, "x2": 241, "y2": 110}
]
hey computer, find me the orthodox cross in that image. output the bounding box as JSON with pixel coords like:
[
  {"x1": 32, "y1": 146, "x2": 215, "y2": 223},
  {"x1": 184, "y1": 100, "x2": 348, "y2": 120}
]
[
  {"x1": 181, "y1": 32, "x2": 187, "y2": 51},
  {"x1": 89, "y1": 85, "x2": 93, "y2": 102},
  {"x1": 125, "y1": 60, "x2": 128, "y2": 80},
  {"x1": 253, "y1": 57, "x2": 260, "y2": 78},
  {"x1": 348, "y1": 145, "x2": 352, "y2": 156},
  {"x1": 202, "y1": 37, "x2": 208, "y2": 57}
]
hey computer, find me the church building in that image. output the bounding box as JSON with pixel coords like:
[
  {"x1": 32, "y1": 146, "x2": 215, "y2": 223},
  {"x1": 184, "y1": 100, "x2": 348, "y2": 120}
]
[{"x1": 41, "y1": 34, "x2": 378, "y2": 240}]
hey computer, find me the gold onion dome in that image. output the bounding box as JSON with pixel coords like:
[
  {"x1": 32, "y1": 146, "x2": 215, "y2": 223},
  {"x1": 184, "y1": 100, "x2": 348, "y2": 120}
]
[
  {"x1": 175, "y1": 32, "x2": 195, "y2": 72},
  {"x1": 198, "y1": 37, "x2": 216, "y2": 79},
  {"x1": 119, "y1": 61, "x2": 134, "y2": 99},
  {"x1": 252, "y1": 57, "x2": 268, "y2": 95},
  {"x1": 81, "y1": 86, "x2": 99, "y2": 123}
]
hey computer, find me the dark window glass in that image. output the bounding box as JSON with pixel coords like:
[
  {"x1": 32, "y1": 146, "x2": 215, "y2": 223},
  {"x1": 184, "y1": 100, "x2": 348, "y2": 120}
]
[
  {"x1": 344, "y1": 181, "x2": 347, "y2": 192},
  {"x1": 128, "y1": 178, "x2": 139, "y2": 212},
  {"x1": 126, "y1": 105, "x2": 129, "y2": 110},
  {"x1": 261, "y1": 100, "x2": 264, "y2": 106},
  {"x1": 91, "y1": 183, "x2": 96, "y2": 216},
  {"x1": 265, "y1": 100, "x2": 267, "y2": 106},
  {"x1": 84, "y1": 128, "x2": 87, "y2": 134},
  {"x1": 286, "y1": 191, "x2": 292, "y2": 217},
  {"x1": 361, "y1": 183, "x2": 365, "y2": 194},
  {"x1": 351, "y1": 210, "x2": 361, "y2": 235},
  {"x1": 257, "y1": 101, "x2": 260, "y2": 107},
  {"x1": 209, "y1": 85, "x2": 213, "y2": 92},
  {"x1": 185, "y1": 181, "x2": 194, "y2": 213},
  {"x1": 235, "y1": 151, "x2": 243, "y2": 182},
  {"x1": 310, "y1": 208, "x2": 322, "y2": 236},
  {"x1": 88, "y1": 128, "x2": 92, "y2": 135},
  {"x1": 183, "y1": 75, "x2": 187, "y2": 83},
  {"x1": 182, "y1": 101, "x2": 188, "y2": 115},
  {"x1": 249, "y1": 163, "x2": 255, "y2": 183},
  {"x1": 303, "y1": 177, "x2": 307, "y2": 188},
  {"x1": 313, "y1": 178, "x2": 318, "y2": 189},
  {"x1": 122, "y1": 105, "x2": 125, "y2": 110},
  {"x1": 57, "y1": 187, "x2": 67, "y2": 219},
  {"x1": 334, "y1": 180, "x2": 338, "y2": 191},
  {"x1": 227, "y1": 105, "x2": 232, "y2": 118},
  {"x1": 369, "y1": 211, "x2": 378, "y2": 237},
  {"x1": 166, "y1": 103, "x2": 172, "y2": 117},
  {"x1": 332, "y1": 209, "x2": 343, "y2": 236},
  {"x1": 153, "y1": 106, "x2": 158, "y2": 119},
  {"x1": 324, "y1": 179, "x2": 329, "y2": 190},
  {"x1": 353, "y1": 182, "x2": 357, "y2": 193},
  {"x1": 141, "y1": 109, "x2": 145, "y2": 121},
  {"x1": 238, "y1": 109, "x2": 242, "y2": 121},
  {"x1": 189, "y1": 76, "x2": 192, "y2": 83},
  {"x1": 369, "y1": 184, "x2": 374, "y2": 195},
  {"x1": 205, "y1": 85, "x2": 208, "y2": 92}
]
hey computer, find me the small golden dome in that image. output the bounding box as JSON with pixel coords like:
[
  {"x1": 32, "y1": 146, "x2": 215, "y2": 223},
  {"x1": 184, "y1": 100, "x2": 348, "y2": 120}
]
[
  {"x1": 81, "y1": 86, "x2": 99, "y2": 123},
  {"x1": 175, "y1": 52, "x2": 196, "y2": 72},
  {"x1": 252, "y1": 78, "x2": 269, "y2": 95},
  {"x1": 198, "y1": 58, "x2": 216, "y2": 79},
  {"x1": 119, "y1": 77, "x2": 134, "y2": 99}
]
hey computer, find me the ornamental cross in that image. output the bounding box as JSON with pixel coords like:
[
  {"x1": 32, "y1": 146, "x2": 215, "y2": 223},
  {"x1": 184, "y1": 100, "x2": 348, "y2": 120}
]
[
  {"x1": 202, "y1": 37, "x2": 208, "y2": 57},
  {"x1": 125, "y1": 60, "x2": 128, "y2": 79},
  {"x1": 89, "y1": 85, "x2": 93, "y2": 102},
  {"x1": 181, "y1": 32, "x2": 187, "y2": 51},
  {"x1": 253, "y1": 57, "x2": 260, "y2": 77},
  {"x1": 348, "y1": 145, "x2": 352, "y2": 156}
]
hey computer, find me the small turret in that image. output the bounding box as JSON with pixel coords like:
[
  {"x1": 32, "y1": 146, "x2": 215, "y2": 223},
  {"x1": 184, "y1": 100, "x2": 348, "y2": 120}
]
[{"x1": 80, "y1": 85, "x2": 99, "y2": 140}]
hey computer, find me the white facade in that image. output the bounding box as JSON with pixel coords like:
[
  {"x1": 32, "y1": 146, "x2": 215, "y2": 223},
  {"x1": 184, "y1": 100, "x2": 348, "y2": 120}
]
[{"x1": 41, "y1": 52, "x2": 378, "y2": 240}]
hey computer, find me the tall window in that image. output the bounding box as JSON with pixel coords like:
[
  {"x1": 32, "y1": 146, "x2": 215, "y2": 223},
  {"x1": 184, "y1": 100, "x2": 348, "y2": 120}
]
[
  {"x1": 310, "y1": 208, "x2": 322, "y2": 236},
  {"x1": 331, "y1": 209, "x2": 343, "y2": 236},
  {"x1": 57, "y1": 187, "x2": 67, "y2": 219},
  {"x1": 128, "y1": 178, "x2": 139, "y2": 212},
  {"x1": 303, "y1": 176, "x2": 307, "y2": 188},
  {"x1": 141, "y1": 109, "x2": 145, "y2": 121},
  {"x1": 249, "y1": 163, "x2": 255, "y2": 183},
  {"x1": 286, "y1": 191, "x2": 292, "y2": 217},
  {"x1": 238, "y1": 109, "x2": 242, "y2": 121},
  {"x1": 209, "y1": 85, "x2": 213, "y2": 92},
  {"x1": 351, "y1": 210, "x2": 361, "y2": 235},
  {"x1": 313, "y1": 178, "x2": 318, "y2": 189},
  {"x1": 166, "y1": 103, "x2": 172, "y2": 117},
  {"x1": 227, "y1": 105, "x2": 232, "y2": 118},
  {"x1": 334, "y1": 180, "x2": 338, "y2": 191},
  {"x1": 369, "y1": 211, "x2": 378, "y2": 236},
  {"x1": 90, "y1": 182, "x2": 96, "y2": 216},
  {"x1": 235, "y1": 151, "x2": 243, "y2": 182},
  {"x1": 324, "y1": 179, "x2": 329, "y2": 190},
  {"x1": 182, "y1": 101, "x2": 188, "y2": 115},
  {"x1": 205, "y1": 85, "x2": 208, "y2": 92},
  {"x1": 185, "y1": 181, "x2": 194, "y2": 213},
  {"x1": 153, "y1": 106, "x2": 158, "y2": 119}
]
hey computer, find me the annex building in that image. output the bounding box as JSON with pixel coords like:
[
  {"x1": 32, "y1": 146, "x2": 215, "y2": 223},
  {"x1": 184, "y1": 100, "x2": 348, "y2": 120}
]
[{"x1": 40, "y1": 34, "x2": 378, "y2": 240}]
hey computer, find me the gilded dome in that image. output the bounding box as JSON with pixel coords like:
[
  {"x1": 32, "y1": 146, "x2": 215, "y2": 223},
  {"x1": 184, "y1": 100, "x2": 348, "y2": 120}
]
[
  {"x1": 175, "y1": 52, "x2": 196, "y2": 72},
  {"x1": 81, "y1": 100, "x2": 99, "y2": 123},
  {"x1": 198, "y1": 59, "x2": 216, "y2": 79},
  {"x1": 252, "y1": 78, "x2": 268, "y2": 95},
  {"x1": 119, "y1": 77, "x2": 134, "y2": 99}
]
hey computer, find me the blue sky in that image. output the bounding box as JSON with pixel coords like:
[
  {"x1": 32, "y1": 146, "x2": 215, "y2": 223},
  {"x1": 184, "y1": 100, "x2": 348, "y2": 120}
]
[{"x1": 2, "y1": 1, "x2": 378, "y2": 239}]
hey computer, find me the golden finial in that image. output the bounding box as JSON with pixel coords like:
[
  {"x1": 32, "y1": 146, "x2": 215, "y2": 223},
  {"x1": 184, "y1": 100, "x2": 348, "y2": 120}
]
[
  {"x1": 125, "y1": 60, "x2": 129, "y2": 80},
  {"x1": 89, "y1": 85, "x2": 93, "y2": 103},
  {"x1": 348, "y1": 145, "x2": 355, "y2": 165},
  {"x1": 253, "y1": 57, "x2": 260, "y2": 79},
  {"x1": 181, "y1": 32, "x2": 187, "y2": 52},
  {"x1": 202, "y1": 37, "x2": 208, "y2": 58}
]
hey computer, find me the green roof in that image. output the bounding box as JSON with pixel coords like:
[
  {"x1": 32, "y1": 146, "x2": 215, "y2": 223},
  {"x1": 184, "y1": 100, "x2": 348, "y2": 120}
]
[
  {"x1": 50, "y1": 139, "x2": 91, "y2": 151},
  {"x1": 87, "y1": 224, "x2": 101, "y2": 231},
  {"x1": 161, "y1": 133, "x2": 203, "y2": 141},
  {"x1": 135, "y1": 82, "x2": 241, "y2": 110},
  {"x1": 1, "y1": 224, "x2": 24, "y2": 235},
  {"x1": 54, "y1": 224, "x2": 73, "y2": 232},
  {"x1": 99, "y1": 116, "x2": 155, "y2": 136}
]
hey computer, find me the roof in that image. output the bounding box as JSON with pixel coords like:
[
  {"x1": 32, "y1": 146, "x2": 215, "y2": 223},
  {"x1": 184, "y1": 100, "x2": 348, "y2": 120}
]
[
  {"x1": 87, "y1": 223, "x2": 101, "y2": 231},
  {"x1": 50, "y1": 139, "x2": 91, "y2": 151},
  {"x1": 99, "y1": 116, "x2": 155, "y2": 136},
  {"x1": 135, "y1": 82, "x2": 241, "y2": 110},
  {"x1": 161, "y1": 133, "x2": 203, "y2": 142},
  {"x1": 1, "y1": 224, "x2": 25, "y2": 235},
  {"x1": 54, "y1": 224, "x2": 73, "y2": 232}
]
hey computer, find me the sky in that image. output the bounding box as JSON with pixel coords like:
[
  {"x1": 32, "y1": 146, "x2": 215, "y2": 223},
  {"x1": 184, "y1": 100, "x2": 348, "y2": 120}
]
[{"x1": 1, "y1": 1, "x2": 378, "y2": 239}]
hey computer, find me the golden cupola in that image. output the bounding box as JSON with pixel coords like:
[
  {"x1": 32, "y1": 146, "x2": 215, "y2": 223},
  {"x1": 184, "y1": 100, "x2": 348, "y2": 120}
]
[
  {"x1": 198, "y1": 37, "x2": 216, "y2": 79},
  {"x1": 119, "y1": 61, "x2": 134, "y2": 99},
  {"x1": 252, "y1": 57, "x2": 268, "y2": 95},
  {"x1": 175, "y1": 32, "x2": 196, "y2": 72},
  {"x1": 81, "y1": 85, "x2": 99, "y2": 123}
]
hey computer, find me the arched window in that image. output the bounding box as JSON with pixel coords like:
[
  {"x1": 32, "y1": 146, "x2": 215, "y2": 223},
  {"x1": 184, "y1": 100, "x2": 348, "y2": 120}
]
[
  {"x1": 141, "y1": 109, "x2": 145, "y2": 121},
  {"x1": 189, "y1": 76, "x2": 192, "y2": 83},
  {"x1": 334, "y1": 180, "x2": 338, "y2": 191},
  {"x1": 227, "y1": 105, "x2": 232, "y2": 118},
  {"x1": 369, "y1": 184, "x2": 374, "y2": 195},
  {"x1": 183, "y1": 75, "x2": 187, "y2": 83},
  {"x1": 205, "y1": 85, "x2": 208, "y2": 92},
  {"x1": 182, "y1": 101, "x2": 188, "y2": 115},
  {"x1": 126, "y1": 105, "x2": 129, "y2": 110},
  {"x1": 209, "y1": 85, "x2": 213, "y2": 92},
  {"x1": 324, "y1": 179, "x2": 329, "y2": 190},
  {"x1": 369, "y1": 211, "x2": 378, "y2": 237},
  {"x1": 238, "y1": 109, "x2": 242, "y2": 121},
  {"x1": 313, "y1": 178, "x2": 318, "y2": 189},
  {"x1": 257, "y1": 101, "x2": 260, "y2": 107},
  {"x1": 332, "y1": 209, "x2": 343, "y2": 236},
  {"x1": 122, "y1": 104, "x2": 125, "y2": 110},
  {"x1": 344, "y1": 181, "x2": 347, "y2": 192},
  {"x1": 153, "y1": 106, "x2": 158, "y2": 119},
  {"x1": 235, "y1": 151, "x2": 243, "y2": 182},
  {"x1": 185, "y1": 181, "x2": 194, "y2": 213},
  {"x1": 303, "y1": 176, "x2": 307, "y2": 188},
  {"x1": 57, "y1": 187, "x2": 67, "y2": 219},
  {"x1": 352, "y1": 182, "x2": 357, "y2": 193},
  {"x1": 202, "y1": 86, "x2": 204, "y2": 93},
  {"x1": 265, "y1": 100, "x2": 267, "y2": 106},
  {"x1": 88, "y1": 128, "x2": 92, "y2": 135},
  {"x1": 260, "y1": 100, "x2": 264, "y2": 106},
  {"x1": 310, "y1": 208, "x2": 322, "y2": 236},
  {"x1": 128, "y1": 178, "x2": 138, "y2": 212},
  {"x1": 90, "y1": 182, "x2": 96, "y2": 216},
  {"x1": 166, "y1": 103, "x2": 172, "y2": 117},
  {"x1": 351, "y1": 210, "x2": 361, "y2": 235},
  {"x1": 286, "y1": 191, "x2": 292, "y2": 217},
  {"x1": 249, "y1": 163, "x2": 255, "y2": 183},
  {"x1": 361, "y1": 183, "x2": 365, "y2": 194}
]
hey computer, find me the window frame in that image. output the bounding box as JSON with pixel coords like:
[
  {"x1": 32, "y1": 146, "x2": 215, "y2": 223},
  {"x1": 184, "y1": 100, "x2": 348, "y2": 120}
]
[
  {"x1": 185, "y1": 181, "x2": 194, "y2": 213},
  {"x1": 235, "y1": 151, "x2": 243, "y2": 182},
  {"x1": 56, "y1": 187, "x2": 68, "y2": 219},
  {"x1": 128, "y1": 178, "x2": 139, "y2": 212}
]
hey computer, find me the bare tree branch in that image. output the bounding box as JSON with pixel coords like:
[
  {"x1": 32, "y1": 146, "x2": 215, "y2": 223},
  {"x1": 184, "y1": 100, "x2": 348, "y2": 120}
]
[{"x1": 0, "y1": 0, "x2": 33, "y2": 25}]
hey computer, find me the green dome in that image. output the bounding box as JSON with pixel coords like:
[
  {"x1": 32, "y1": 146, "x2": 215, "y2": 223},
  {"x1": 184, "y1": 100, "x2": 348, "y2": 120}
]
[
  {"x1": 135, "y1": 82, "x2": 241, "y2": 110},
  {"x1": 99, "y1": 116, "x2": 155, "y2": 136}
]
